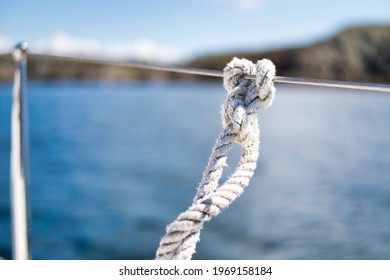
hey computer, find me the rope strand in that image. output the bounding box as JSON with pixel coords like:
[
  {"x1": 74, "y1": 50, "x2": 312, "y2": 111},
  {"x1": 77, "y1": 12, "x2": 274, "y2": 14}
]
[{"x1": 155, "y1": 57, "x2": 276, "y2": 260}]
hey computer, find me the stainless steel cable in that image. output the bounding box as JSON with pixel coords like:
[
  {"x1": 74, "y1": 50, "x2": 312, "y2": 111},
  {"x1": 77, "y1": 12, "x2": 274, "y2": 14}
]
[
  {"x1": 271, "y1": 76, "x2": 390, "y2": 93},
  {"x1": 26, "y1": 52, "x2": 390, "y2": 93}
]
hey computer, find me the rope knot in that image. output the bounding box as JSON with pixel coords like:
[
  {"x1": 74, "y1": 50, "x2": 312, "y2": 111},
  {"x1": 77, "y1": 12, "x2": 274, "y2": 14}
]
[
  {"x1": 155, "y1": 57, "x2": 276, "y2": 260},
  {"x1": 222, "y1": 57, "x2": 276, "y2": 143}
]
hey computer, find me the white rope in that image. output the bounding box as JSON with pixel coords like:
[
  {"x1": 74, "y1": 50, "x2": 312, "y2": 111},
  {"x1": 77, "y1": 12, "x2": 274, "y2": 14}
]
[{"x1": 155, "y1": 57, "x2": 276, "y2": 260}]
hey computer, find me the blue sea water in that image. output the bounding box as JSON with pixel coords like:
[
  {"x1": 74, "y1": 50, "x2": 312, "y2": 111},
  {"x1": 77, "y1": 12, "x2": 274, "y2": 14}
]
[{"x1": 0, "y1": 81, "x2": 389, "y2": 260}]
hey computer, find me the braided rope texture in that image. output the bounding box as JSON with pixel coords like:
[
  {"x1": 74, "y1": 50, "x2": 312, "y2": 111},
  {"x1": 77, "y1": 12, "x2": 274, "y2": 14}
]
[{"x1": 155, "y1": 57, "x2": 276, "y2": 260}]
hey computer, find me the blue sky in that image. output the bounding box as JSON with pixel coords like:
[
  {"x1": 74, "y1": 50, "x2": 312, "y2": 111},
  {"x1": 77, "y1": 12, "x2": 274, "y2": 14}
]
[{"x1": 0, "y1": 0, "x2": 389, "y2": 62}]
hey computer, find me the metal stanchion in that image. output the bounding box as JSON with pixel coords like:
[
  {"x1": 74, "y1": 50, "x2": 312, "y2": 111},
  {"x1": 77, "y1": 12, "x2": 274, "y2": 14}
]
[{"x1": 10, "y1": 42, "x2": 30, "y2": 260}]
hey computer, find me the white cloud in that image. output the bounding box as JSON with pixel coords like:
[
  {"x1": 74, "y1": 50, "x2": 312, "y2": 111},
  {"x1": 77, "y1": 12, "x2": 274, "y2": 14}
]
[
  {"x1": 213, "y1": 0, "x2": 265, "y2": 12},
  {"x1": 105, "y1": 39, "x2": 184, "y2": 64},
  {"x1": 32, "y1": 32, "x2": 102, "y2": 57},
  {"x1": 30, "y1": 32, "x2": 186, "y2": 63},
  {"x1": 0, "y1": 32, "x2": 186, "y2": 63},
  {"x1": 232, "y1": 0, "x2": 265, "y2": 12},
  {"x1": 0, "y1": 35, "x2": 13, "y2": 53}
]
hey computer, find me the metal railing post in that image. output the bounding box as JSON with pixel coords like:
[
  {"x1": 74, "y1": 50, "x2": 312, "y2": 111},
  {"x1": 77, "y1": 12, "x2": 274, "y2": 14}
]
[{"x1": 10, "y1": 42, "x2": 30, "y2": 260}]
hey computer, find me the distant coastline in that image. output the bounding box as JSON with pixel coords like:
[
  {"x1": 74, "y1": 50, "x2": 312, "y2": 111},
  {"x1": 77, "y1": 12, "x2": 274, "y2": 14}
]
[
  {"x1": 0, "y1": 25, "x2": 389, "y2": 83},
  {"x1": 187, "y1": 25, "x2": 390, "y2": 83}
]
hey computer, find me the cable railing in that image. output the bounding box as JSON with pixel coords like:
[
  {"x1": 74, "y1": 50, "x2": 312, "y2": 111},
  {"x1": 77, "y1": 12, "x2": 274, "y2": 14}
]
[
  {"x1": 6, "y1": 41, "x2": 390, "y2": 260},
  {"x1": 29, "y1": 52, "x2": 390, "y2": 93}
]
